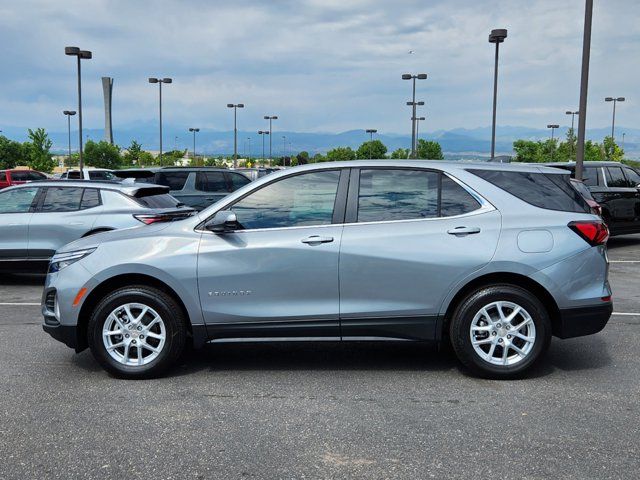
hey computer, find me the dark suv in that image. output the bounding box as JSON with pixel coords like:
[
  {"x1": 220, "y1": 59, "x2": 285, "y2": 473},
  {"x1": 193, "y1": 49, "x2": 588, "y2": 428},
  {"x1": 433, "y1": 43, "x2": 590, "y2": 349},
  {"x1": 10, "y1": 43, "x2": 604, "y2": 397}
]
[
  {"x1": 548, "y1": 161, "x2": 640, "y2": 236},
  {"x1": 153, "y1": 167, "x2": 251, "y2": 210}
]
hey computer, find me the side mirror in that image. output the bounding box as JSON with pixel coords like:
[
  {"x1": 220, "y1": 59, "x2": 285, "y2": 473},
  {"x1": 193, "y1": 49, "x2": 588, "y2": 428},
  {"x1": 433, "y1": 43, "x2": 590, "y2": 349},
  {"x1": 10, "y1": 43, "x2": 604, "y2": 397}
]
[{"x1": 205, "y1": 210, "x2": 239, "y2": 233}]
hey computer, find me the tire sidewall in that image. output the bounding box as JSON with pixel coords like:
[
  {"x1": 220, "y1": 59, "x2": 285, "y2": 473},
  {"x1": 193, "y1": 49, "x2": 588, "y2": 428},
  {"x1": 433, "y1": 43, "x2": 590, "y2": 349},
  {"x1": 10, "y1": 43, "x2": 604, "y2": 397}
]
[
  {"x1": 88, "y1": 287, "x2": 185, "y2": 379},
  {"x1": 450, "y1": 285, "x2": 551, "y2": 378}
]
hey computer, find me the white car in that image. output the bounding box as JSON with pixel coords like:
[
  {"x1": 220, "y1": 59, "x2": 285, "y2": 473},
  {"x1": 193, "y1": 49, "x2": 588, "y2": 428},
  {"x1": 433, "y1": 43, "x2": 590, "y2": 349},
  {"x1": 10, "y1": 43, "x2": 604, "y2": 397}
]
[{"x1": 60, "y1": 168, "x2": 117, "y2": 181}]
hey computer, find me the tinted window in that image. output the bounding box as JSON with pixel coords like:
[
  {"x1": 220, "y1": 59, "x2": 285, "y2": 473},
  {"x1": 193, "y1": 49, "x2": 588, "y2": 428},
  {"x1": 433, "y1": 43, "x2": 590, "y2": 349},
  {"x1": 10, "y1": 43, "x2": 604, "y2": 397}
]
[
  {"x1": 0, "y1": 172, "x2": 6, "y2": 181},
  {"x1": 440, "y1": 176, "x2": 481, "y2": 216},
  {"x1": 89, "y1": 171, "x2": 116, "y2": 181},
  {"x1": 469, "y1": 169, "x2": 589, "y2": 213},
  {"x1": 10, "y1": 171, "x2": 30, "y2": 182},
  {"x1": 231, "y1": 170, "x2": 340, "y2": 229},
  {"x1": 357, "y1": 169, "x2": 438, "y2": 222},
  {"x1": 571, "y1": 180, "x2": 594, "y2": 201},
  {"x1": 41, "y1": 187, "x2": 83, "y2": 212},
  {"x1": 228, "y1": 173, "x2": 251, "y2": 190},
  {"x1": 195, "y1": 172, "x2": 228, "y2": 192},
  {"x1": 133, "y1": 193, "x2": 182, "y2": 208},
  {"x1": 623, "y1": 168, "x2": 640, "y2": 186},
  {"x1": 80, "y1": 188, "x2": 100, "y2": 209},
  {"x1": 0, "y1": 187, "x2": 38, "y2": 213},
  {"x1": 67, "y1": 171, "x2": 82, "y2": 179},
  {"x1": 155, "y1": 172, "x2": 189, "y2": 191},
  {"x1": 583, "y1": 167, "x2": 601, "y2": 187},
  {"x1": 605, "y1": 167, "x2": 630, "y2": 187}
]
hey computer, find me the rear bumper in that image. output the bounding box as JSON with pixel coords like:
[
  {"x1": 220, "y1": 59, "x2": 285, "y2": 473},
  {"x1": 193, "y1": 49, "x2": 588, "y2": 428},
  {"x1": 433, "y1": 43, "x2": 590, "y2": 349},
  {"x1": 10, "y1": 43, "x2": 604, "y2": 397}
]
[{"x1": 554, "y1": 302, "x2": 613, "y2": 339}]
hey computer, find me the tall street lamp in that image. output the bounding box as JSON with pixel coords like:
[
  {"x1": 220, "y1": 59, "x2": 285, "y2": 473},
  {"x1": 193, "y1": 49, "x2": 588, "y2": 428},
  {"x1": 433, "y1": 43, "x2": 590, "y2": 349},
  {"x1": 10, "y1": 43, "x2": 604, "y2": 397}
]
[
  {"x1": 189, "y1": 128, "x2": 200, "y2": 165},
  {"x1": 365, "y1": 129, "x2": 377, "y2": 159},
  {"x1": 605, "y1": 97, "x2": 625, "y2": 140},
  {"x1": 65, "y1": 47, "x2": 92, "y2": 177},
  {"x1": 405, "y1": 101, "x2": 424, "y2": 153},
  {"x1": 488, "y1": 29, "x2": 507, "y2": 160},
  {"x1": 547, "y1": 124, "x2": 559, "y2": 161},
  {"x1": 63, "y1": 110, "x2": 76, "y2": 165},
  {"x1": 247, "y1": 137, "x2": 251, "y2": 160},
  {"x1": 149, "y1": 77, "x2": 172, "y2": 165},
  {"x1": 264, "y1": 115, "x2": 278, "y2": 162},
  {"x1": 227, "y1": 103, "x2": 244, "y2": 168},
  {"x1": 258, "y1": 130, "x2": 269, "y2": 162},
  {"x1": 575, "y1": 0, "x2": 593, "y2": 182},
  {"x1": 402, "y1": 73, "x2": 427, "y2": 158},
  {"x1": 566, "y1": 110, "x2": 579, "y2": 158},
  {"x1": 413, "y1": 116, "x2": 426, "y2": 154}
]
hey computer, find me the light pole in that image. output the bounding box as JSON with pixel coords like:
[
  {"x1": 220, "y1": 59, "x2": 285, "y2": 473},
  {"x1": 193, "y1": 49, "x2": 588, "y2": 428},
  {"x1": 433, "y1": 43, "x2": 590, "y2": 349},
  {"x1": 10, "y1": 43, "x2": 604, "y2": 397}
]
[
  {"x1": 264, "y1": 115, "x2": 278, "y2": 163},
  {"x1": 365, "y1": 129, "x2": 377, "y2": 159},
  {"x1": 566, "y1": 110, "x2": 579, "y2": 158},
  {"x1": 65, "y1": 47, "x2": 92, "y2": 177},
  {"x1": 605, "y1": 97, "x2": 625, "y2": 141},
  {"x1": 547, "y1": 124, "x2": 559, "y2": 161},
  {"x1": 282, "y1": 136, "x2": 287, "y2": 166},
  {"x1": 247, "y1": 137, "x2": 251, "y2": 160},
  {"x1": 258, "y1": 130, "x2": 269, "y2": 162},
  {"x1": 149, "y1": 77, "x2": 172, "y2": 165},
  {"x1": 402, "y1": 73, "x2": 427, "y2": 158},
  {"x1": 622, "y1": 132, "x2": 626, "y2": 152},
  {"x1": 488, "y1": 29, "x2": 507, "y2": 161},
  {"x1": 63, "y1": 110, "x2": 76, "y2": 165},
  {"x1": 189, "y1": 128, "x2": 200, "y2": 165},
  {"x1": 227, "y1": 103, "x2": 244, "y2": 168},
  {"x1": 414, "y1": 117, "x2": 425, "y2": 151},
  {"x1": 575, "y1": 0, "x2": 593, "y2": 182}
]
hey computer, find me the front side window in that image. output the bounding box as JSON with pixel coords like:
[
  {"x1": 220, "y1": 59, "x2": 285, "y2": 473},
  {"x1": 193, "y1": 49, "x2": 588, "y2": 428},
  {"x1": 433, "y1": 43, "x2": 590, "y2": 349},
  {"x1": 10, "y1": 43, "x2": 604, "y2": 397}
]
[
  {"x1": 357, "y1": 169, "x2": 439, "y2": 222},
  {"x1": 89, "y1": 170, "x2": 116, "y2": 181},
  {"x1": 195, "y1": 172, "x2": 227, "y2": 192},
  {"x1": 230, "y1": 170, "x2": 341, "y2": 230},
  {"x1": 623, "y1": 168, "x2": 640, "y2": 186},
  {"x1": 155, "y1": 172, "x2": 189, "y2": 191},
  {"x1": 0, "y1": 187, "x2": 38, "y2": 213},
  {"x1": 583, "y1": 167, "x2": 601, "y2": 187},
  {"x1": 605, "y1": 167, "x2": 630, "y2": 187},
  {"x1": 0, "y1": 172, "x2": 6, "y2": 181},
  {"x1": 41, "y1": 187, "x2": 83, "y2": 212},
  {"x1": 228, "y1": 173, "x2": 251, "y2": 190}
]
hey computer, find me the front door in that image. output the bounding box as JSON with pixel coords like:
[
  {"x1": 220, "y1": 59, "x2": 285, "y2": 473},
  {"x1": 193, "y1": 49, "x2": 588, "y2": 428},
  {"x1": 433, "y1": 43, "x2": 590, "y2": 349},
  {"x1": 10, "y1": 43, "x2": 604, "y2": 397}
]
[
  {"x1": 338, "y1": 168, "x2": 501, "y2": 340},
  {"x1": 197, "y1": 169, "x2": 347, "y2": 339}
]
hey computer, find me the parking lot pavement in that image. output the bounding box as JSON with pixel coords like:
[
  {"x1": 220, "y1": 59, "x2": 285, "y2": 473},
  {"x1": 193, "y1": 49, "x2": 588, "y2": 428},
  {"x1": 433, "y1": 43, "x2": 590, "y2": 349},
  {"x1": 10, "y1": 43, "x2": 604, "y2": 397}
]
[{"x1": 1, "y1": 237, "x2": 639, "y2": 479}]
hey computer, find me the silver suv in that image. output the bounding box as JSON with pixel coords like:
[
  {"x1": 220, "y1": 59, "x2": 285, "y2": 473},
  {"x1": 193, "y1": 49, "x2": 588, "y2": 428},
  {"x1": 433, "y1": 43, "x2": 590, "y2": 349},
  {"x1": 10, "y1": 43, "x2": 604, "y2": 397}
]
[
  {"x1": 42, "y1": 161, "x2": 612, "y2": 379},
  {"x1": 0, "y1": 181, "x2": 194, "y2": 271}
]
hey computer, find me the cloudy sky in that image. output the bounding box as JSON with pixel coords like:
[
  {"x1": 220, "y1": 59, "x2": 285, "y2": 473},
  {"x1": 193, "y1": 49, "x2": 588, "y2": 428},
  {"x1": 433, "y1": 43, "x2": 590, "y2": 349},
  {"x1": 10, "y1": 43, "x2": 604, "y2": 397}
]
[{"x1": 0, "y1": 0, "x2": 638, "y2": 136}]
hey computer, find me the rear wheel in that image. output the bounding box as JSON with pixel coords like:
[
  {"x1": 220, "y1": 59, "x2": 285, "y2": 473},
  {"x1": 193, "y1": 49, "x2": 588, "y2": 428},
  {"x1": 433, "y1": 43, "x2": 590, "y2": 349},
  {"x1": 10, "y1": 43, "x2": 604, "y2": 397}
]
[
  {"x1": 449, "y1": 284, "x2": 551, "y2": 379},
  {"x1": 87, "y1": 285, "x2": 187, "y2": 379}
]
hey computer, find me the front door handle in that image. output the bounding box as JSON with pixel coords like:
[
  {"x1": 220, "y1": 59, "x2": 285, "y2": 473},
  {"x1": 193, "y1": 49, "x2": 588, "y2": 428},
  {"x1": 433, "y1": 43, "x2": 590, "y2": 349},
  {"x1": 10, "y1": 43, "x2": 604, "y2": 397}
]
[
  {"x1": 301, "y1": 235, "x2": 334, "y2": 245},
  {"x1": 447, "y1": 226, "x2": 481, "y2": 236}
]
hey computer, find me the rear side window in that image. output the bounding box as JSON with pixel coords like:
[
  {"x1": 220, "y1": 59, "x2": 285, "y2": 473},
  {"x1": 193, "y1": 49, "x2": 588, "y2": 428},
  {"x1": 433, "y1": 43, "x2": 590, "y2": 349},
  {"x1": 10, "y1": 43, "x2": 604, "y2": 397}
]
[
  {"x1": 89, "y1": 170, "x2": 116, "y2": 181},
  {"x1": 67, "y1": 171, "x2": 82, "y2": 179},
  {"x1": 469, "y1": 169, "x2": 589, "y2": 213},
  {"x1": 583, "y1": 167, "x2": 602, "y2": 187},
  {"x1": 155, "y1": 172, "x2": 189, "y2": 191},
  {"x1": 605, "y1": 167, "x2": 630, "y2": 187},
  {"x1": 357, "y1": 169, "x2": 439, "y2": 222},
  {"x1": 41, "y1": 187, "x2": 84, "y2": 212},
  {"x1": 0, "y1": 172, "x2": 6, "y2": 181},
  {"x1": 10, "y1": 171, "x2": 30, "y2": 182},
  {"x1": 228, "y1": 173, "x2": 251, "y2": 190},
  {"x1": 195, "y1": 172, "x2": 227, "y2": 192},
  {"x1": 133, "y1": 193, "x2": 181, "y2": 209},
  {"x1": 624, "y1": 168, "x2": 640, "y2": 186},
  {"x1": 80, "y1": 188, "x2": 101, "y2": 209},
  {"x1": 440, "y1": 176, "x2": 481, "y2": 217}
]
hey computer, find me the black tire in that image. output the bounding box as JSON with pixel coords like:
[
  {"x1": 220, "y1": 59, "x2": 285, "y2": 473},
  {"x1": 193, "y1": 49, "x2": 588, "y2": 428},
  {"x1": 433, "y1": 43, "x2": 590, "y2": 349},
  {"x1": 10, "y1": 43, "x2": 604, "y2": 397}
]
[
  {"x1": 449, "y1": 284, "x2": 551, "y2": 379},
  {"x1": 87, "y1": 285, "x2": 187, "y2": 379}
]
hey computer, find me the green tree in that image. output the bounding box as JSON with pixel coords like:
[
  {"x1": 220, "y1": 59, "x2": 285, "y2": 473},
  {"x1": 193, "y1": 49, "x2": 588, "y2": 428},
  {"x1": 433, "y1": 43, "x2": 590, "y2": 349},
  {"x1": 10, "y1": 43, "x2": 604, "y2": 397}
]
[
  {"x1": 603, "y1": 135, "x2": 624, "y2": 161},
  {"x1": 296, "y1": 151, "x2": 310, "y2": 165},
  {"x1": 123, "y1": 140, "x2": 143, "y2": 165},
  {"x1": 389, "y1": 148, "x2": 409, "y2": 159},
  {"x1": 326, "y1": 146, "x2": 356, "y2": 161},
  {"x1": 137, "y1": 151, "x2": 155, "y2": 166},
  {"x1": 84, "y1": 140, "x2": 122, "y2": 169},
  {"x1": 0, "y1": 136, "x2": 26, "y2": 169},
  {"x1": 310, "y1": 153, "x2": 326, "y2": 163},
  {"x1": 416, "y1": 139, "x2": 444, "y2": 160},
  {"x1": 24, "y1": 128, "x2": 55, "y2": 173},
  {"x1": 161, "y1": 149, "x2": 188, "y2": 166},
  {"x1": 356, "y1": 140, "x2": 387, "y2": 159}
]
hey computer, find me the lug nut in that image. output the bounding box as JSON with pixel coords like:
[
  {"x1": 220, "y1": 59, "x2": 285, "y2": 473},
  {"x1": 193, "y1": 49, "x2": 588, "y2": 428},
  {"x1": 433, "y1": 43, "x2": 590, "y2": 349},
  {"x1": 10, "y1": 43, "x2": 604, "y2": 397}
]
[
  {"x1": 496, "y1": 323, "x2": 502, "y2": 328},
  {"x1": 492, "y1": 331, "x2": 497, "y2": 336},
  {"x1": 139, "y1": 335, "x2": 144, "y2": 339},
  {"x1": 507, "y1": 335, "x2": 512, "y2": 339},
  {"x1": 132, "y1": 340, "x2": 137, "y2": 344},
  {"x1": 125, "y1": 334, "x2": 130, "y2": 338},
  {"x1": 498, "y1": 338, "x2": 503, "y2": 343},
  {"x1": 137, "y1": 326, "x2": 142, "y2": 331}
]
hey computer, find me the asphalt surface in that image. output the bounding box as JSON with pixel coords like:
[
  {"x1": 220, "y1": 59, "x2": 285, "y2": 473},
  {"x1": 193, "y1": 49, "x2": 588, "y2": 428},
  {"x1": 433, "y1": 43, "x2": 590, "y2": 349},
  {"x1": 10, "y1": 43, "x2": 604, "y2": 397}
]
[{"x1": 1, "y1": 236, "x2": 639, "y2": 479}]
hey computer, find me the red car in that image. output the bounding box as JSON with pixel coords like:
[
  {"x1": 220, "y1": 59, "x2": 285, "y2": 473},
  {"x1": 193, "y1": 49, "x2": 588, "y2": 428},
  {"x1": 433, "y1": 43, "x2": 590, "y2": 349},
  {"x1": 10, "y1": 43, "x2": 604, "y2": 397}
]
[{"x1": 0, "y1": 169, "x2": 47, "y2": 189}]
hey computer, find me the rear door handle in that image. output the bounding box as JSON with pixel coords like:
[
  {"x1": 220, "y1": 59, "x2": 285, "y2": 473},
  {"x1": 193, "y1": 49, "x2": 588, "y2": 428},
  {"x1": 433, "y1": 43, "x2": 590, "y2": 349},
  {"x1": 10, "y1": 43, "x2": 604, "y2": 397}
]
[
  {"x1": 301, "y1": 235, "x2": 334, "y2": 245},
  {"x1": 447, "y1": 226, "x2": 481, "y2": 236}
]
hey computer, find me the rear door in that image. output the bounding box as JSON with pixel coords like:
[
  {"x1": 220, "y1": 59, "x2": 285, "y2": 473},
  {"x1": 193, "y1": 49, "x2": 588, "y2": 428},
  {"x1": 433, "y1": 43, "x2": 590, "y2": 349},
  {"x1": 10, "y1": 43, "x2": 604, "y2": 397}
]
[
  {"x1": 28, "y1": 187, "x2": 101, "y2": 258},
  {"x1": 622, "y1": 166, "x2": 640, "y2": 233},
  {"x1": 0, "y1": 187, "x2": 39, "y2": 260},
  {"x1": 603, "y1": 166, "x2": 637, "y2": 233},
  {"x1": 338, "y1": 167, "x2": 501, "y2": 340},
  {"x1": 193, "y1": 171, "x2": 229, "y2": 209}
]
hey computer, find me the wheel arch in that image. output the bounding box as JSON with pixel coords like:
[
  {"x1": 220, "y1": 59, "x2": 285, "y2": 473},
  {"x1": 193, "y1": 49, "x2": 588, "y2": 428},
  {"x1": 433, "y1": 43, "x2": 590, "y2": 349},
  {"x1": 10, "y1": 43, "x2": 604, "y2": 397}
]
[
  {"x1": 76, "y1": 273, "x2": 199, "y2": 352},
  {"x1": 439, "y1": 272, "x2": 561, "y2": 339},
  {"x1": 82, "y1": 227, "x2": 114, "y2": 238}
]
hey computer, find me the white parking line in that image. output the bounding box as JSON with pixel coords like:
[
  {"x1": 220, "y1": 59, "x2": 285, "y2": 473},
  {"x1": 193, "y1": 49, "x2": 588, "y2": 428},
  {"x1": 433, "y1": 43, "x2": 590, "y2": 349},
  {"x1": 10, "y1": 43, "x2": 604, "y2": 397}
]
[
  {"x1": 609, "y1": 260, "x2": 640, "y2": 263},
  {"x1": 0, "y1": 302, "x2": 40, "y2": 306},
  {"x1": 611, "y1": 312, "x2": 640, "y2": 316}
]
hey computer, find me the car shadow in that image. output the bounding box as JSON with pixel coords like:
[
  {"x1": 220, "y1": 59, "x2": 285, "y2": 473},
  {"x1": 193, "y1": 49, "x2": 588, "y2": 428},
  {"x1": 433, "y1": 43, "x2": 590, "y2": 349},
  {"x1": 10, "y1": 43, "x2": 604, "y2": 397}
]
[
  {"x1": 0, "y1": 273, "x2": 46, "y2": 286},
  {"x1": 607, "y1": 234, "x2": 640, "y2": 250}
]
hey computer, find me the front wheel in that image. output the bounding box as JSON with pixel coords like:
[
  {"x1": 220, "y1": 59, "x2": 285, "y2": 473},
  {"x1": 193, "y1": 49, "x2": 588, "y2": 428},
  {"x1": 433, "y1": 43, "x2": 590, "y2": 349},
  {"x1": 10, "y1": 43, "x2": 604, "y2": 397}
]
[
  {"x1": 449, "y1": 284, "x2": 551, "y2": 379},
  {"x1": 87, "y1": 285, "x2": 187, "y2": 379}
]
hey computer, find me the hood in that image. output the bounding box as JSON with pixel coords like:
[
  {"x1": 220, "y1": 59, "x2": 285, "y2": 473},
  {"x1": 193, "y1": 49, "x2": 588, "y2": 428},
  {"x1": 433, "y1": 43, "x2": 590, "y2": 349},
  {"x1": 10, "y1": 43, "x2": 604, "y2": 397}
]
[{"x1": 56, "y1": 222, "x2": 175, "y2": 254}]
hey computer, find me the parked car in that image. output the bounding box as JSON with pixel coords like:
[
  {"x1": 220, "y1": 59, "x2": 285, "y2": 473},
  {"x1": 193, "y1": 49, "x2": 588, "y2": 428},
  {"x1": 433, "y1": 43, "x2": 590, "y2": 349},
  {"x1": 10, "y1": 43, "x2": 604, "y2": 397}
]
[
  {"x1": 153, "y1": 167, "x2": 251, "y2": 210},
  {"x1": 547, "y1": 161, "x2": 640, "y2": 235},
  {"x1": 60, "y1": 168, "x2": 118, "y2": 181},
  {"x1": 0, "y1": 181, "x2": 194, "y2": 271},
  {"x1": 0, "y1": 169, "x2": 47, "y2": 189},
  {"x1": 570, "y1": 178, "x2": 602, "y2": 216},
  {"x1": 42, "y1": 161, "x2": 611, "y2": 380},
  {"x1": 112, "y1": 168, "x2": 159, "y2": 184},
  {"x1": 233, "y1": 167, "x2": 280, "y2": 181}
]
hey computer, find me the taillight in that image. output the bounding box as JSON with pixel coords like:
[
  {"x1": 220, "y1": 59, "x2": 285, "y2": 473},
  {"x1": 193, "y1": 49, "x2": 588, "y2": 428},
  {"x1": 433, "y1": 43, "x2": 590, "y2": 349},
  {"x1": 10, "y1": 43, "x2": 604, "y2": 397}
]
[
  {"x1": 568, "y1": 220, "x2": 609, "y2": 246},
  {"x1": 134, "y1": 214, "x2": 170, "y2": 225}
]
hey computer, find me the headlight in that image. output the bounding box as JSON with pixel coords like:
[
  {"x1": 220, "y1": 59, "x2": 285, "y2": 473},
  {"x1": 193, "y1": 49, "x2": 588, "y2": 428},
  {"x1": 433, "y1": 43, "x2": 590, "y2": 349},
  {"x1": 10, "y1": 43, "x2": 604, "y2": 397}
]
[{"x1": 48, "y1": 248, "x2": 96, "y2": 273}]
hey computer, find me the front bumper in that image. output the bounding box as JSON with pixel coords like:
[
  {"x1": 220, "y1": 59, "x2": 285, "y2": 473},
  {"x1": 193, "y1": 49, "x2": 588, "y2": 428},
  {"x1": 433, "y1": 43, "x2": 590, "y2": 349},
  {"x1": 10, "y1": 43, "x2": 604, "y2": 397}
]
[
  {"x1": 554, "y1": 302, "x2": 613, "y2": 339},
  {"x1": 43, "y1": 321, "x2": 79, "y2": 350}
]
